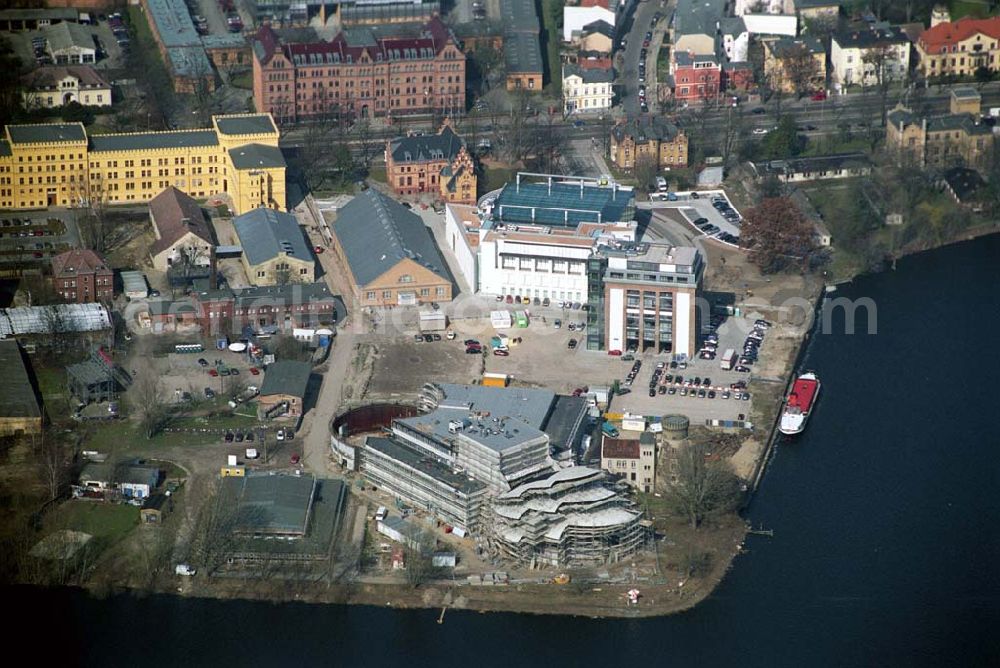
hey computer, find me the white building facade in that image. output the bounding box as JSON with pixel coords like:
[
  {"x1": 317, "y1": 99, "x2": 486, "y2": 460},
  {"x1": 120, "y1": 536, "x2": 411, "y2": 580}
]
[
  {"x1": 479, "y1": 222, "x2": 635, "y2": 303},
  {"x1": 830, "y1": 28, "x2": 910, "y2": 89},
  {"x1": 562, "y1": 65, "x2": 614, "y2": 114},
  {"x1": 22, "y1": 66, "x2": 111, "y2": 109}
]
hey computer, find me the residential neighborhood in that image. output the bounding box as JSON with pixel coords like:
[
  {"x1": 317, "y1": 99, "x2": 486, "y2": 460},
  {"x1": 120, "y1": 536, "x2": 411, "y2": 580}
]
[{"x1": 0, "y1": 0, "x2": 999, "y2": 646}]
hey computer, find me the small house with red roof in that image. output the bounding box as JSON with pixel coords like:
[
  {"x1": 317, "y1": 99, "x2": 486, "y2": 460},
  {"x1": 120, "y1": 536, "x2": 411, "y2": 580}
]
[{"x1": 51, "y1": 249, "x2": 113, "y2": 303}]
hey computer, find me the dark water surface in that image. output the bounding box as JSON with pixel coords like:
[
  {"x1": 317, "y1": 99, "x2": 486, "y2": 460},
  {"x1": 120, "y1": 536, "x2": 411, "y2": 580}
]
[{"x1": 10, "y1": 237, "x2": 1000, "y2": 667}]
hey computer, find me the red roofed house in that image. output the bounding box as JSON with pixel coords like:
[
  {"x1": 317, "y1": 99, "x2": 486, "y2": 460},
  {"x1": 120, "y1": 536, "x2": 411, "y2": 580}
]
[
  {"x1": 51, "y1": 249, "x2": 113, "y2": 303},
  {"x1": 601, "y1": 432, "x2": 656, "y2": 493},
  {"x1": 251, "y1": 17, "x2": 465, "y2": 125},
  {"x1": 916, "y1": 16, "x2": 1000, "y2": 78}
]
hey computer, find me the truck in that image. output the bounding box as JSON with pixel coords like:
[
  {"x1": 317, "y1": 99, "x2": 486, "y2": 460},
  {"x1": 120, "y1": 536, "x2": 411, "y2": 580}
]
[
  {"x1": 720, "y1": 348, "x2": 736, "y2": 370},
  {"x1": 482, "y1": 372, "x2": 510, "y2": 388},
  {"x1": 601, "y1": 421, "x2": 620, "y2": 438}
]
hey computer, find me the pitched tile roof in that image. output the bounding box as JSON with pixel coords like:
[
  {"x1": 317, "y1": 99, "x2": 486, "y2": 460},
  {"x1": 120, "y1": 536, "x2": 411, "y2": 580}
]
[
  {"x1": 21, "y1": 65, "x2": 110, "y2": 91},
  {"x1": 232, "y1": 207, "x2": 313, "y2": 266},
  {"x1": 332, "y1": 189, "x2": 450, "y2": 287},
  {"x1": 51, "y1": 249, "x2": 110, "y2": 277},
  {"x1": 919, "y1": 17, "x2": 1000, "y2": 54},
  {"x1": 602, "y1": 437, "x2": 640, "y2": 460},
  {"x1": 148, "y1": 186, "x2": 215, "y2": 257}
]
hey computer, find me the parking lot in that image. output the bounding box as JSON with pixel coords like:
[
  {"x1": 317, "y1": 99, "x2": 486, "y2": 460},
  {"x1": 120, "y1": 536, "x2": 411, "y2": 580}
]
[
  {"x1": 605, "y1": 315, "x2": 772, "y2": 422},
  {"x1": 0, "y1": 214, "x2": 75, "y2": 264},
  {"x1": 648, "y1": 189, "x2": 742, "y2": 243}
]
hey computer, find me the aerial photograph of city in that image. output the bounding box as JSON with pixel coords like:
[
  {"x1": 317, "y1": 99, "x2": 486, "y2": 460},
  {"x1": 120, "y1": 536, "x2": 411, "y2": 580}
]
[{"x1": 0, "y1": 0, "x2": 996, "y2": 665}]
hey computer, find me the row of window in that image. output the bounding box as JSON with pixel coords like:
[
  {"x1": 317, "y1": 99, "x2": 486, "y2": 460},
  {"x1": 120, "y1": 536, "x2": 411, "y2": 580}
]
[{"x1": 365, "y1": 287, "x2": 446, "y2": 299}]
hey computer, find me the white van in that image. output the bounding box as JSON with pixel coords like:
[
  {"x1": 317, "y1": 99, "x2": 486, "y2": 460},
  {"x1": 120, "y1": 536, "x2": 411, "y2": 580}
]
[
  {"x1": 175, "y1": 564, "x2": 196, "y2": 576},
  {"x1": 656, "y1": 176, "x2": 668, "y2": 192},
  {"x1": 375, "y1": 506, "x2": 388, "y2": 522}
]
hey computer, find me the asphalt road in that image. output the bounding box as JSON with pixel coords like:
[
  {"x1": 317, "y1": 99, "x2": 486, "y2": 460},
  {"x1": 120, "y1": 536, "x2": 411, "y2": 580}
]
[{"x1": 618, "y1": 0, "x2": 673, "y2": 116}]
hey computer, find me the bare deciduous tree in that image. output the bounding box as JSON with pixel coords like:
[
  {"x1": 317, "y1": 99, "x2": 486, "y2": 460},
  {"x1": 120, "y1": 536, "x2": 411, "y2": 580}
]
[
  {"x1": 665, "y1": 441, "x2": 742, "y2": 528},
  {"x1": 130, "y1": 373, "x2": 169, "y2": 439}
]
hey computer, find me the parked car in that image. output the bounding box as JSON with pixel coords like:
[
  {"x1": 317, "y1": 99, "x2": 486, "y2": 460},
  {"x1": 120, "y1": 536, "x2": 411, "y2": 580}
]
[
  {"x1": 567, "y1": 339, "x2": 578, "y2": 349},
  {"x1": 493, "y1": 348, "x2": 510, "y2": 356}
]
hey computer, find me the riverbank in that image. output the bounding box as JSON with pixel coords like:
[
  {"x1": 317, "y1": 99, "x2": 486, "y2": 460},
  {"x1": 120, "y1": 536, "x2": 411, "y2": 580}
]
[{"x1": 84, "y1": 513, "x2": 748, "y2": 619}]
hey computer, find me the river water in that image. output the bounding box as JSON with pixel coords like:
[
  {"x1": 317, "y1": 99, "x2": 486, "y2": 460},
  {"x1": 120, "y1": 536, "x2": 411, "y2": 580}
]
[{"x1": 9, "y1": 237, "x2": 1000, "y2": 667}]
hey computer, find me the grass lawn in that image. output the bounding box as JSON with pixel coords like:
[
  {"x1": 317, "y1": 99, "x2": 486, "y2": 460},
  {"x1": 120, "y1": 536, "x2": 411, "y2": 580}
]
[
  {"x1": 366, "y1": 164, "x2": 387, "y2": 183},
  {"x1": 229, "y1": 71, "x2": 253, "y2": 90},
  {"x1": 801, "y1": 136, "x2": 871, "y2": 157},
  {"x1": 950, "y1": 0, "x2": 993, "y2": 19},
  {"x1": 47, "y1": 501, "x2": 139, "y2": 543},
  {"x1": 657, "y1": 44, "x2": 670, "y2": 82},
  {"x1": 479, "y1": 165, "x2": 516, "y2": 195},
  {"x1": 83, "y1": 410, "x2": 263, "y2": 452},
  {"x1": 34, "y1": 367, "x2": 67, "y2": 404}
]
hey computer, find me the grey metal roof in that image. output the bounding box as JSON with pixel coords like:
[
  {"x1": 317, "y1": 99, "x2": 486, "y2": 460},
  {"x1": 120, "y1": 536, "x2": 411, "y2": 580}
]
[
  {"x1": 504, "y1": 32, "x2": 543, "y2": 74},
  {"x1": 395, "y1": 383, "x2": 556, "y2": 455},
  {"x1": 768, "y1": 36, "x2": 825, "y2": 57},
  {"x1": 166, "y1": 45, "x2": 214, "y2": 79},
  {"x1": 332, "y1": 189, "x2": 450, "y2": 287},
  {"x1": 720, "y1": 16, "x2": 746, "y2": 37},
  {"x1": 674, "y1": 0, "x2": 726, "y2": 38},
  {"x1": 389, "y1": 125, "x2": 465, "y2": 163},
  {"x1": 228, "y1": 143, "x2": 286, "y2": 169},
  {"x1": 0, "y1": 140, "x2": 9, "y2": 157},
  {"x1": 543, "y1": 395, "x2": 588, "y2": 452},
  {"x1": 366, "y1": 436, "x2": 488, "y2": 495},
  {"x1": 225, "y1": 473, "x2": 317, "y2": 535},
  {"x1": 232, "y1": 207, "x2": 313, "y2": 266},
  {"x1": 260, "y1": 360, "x2": 312, "y2": 399},
  {"x1": 0, "y1": 8, "x2": 77, "y2": 21},
  {"x1": 216, "y1": 114, "x2": 278, "y2": 136},
  {"x1": 832, "y1": 25, "x2": 907, "y2": 49},
  {"x1": 202, "y1": 33, "x2": 248, "y2": 49},
  {"x1": 562, "y1": 64, "x2": 614, "y2": 84},
  {"x1": 7, "y1": 123, "x2": 86, "y2": 144},
  {"x1": 43, "y1": 22, "x2": 94, "y2": 53},
  {"x1": 144, "y1": 0, "x2": 201, "y2": 49},
  {"x1": 120, "y1": 271, "x2": 148, "y2": 294},
  {"x1": 0, "y1": 340, "x2": 41, "y2": 420},
  {"x1": 500, "y1": 0, "x2": 540, "y2": 34},
  {"x1": 89, "y1": 129, "x2": 218, "y2": 152}
]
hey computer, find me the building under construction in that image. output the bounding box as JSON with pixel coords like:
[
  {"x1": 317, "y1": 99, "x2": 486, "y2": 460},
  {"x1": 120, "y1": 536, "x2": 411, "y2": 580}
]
[{"x1": 485, "y1": 467, "x2": 650, "y2": 568}]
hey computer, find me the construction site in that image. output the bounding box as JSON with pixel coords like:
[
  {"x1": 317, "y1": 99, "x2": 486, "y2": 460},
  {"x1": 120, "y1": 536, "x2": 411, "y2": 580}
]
[{"x1": 485, "y1": 467, "x2": 651, "y2": 568}]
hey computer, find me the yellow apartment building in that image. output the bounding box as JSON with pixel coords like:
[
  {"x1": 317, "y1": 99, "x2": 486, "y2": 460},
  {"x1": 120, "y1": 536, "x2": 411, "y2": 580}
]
[{"x1": 0, "y1": 113, "x2": 285, "y2": 215}]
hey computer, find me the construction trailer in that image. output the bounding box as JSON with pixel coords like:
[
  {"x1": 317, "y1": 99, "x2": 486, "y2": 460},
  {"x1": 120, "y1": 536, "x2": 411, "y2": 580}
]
[{"x1": 419, "y1": 311, "x2": 447, "y2": 332}]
